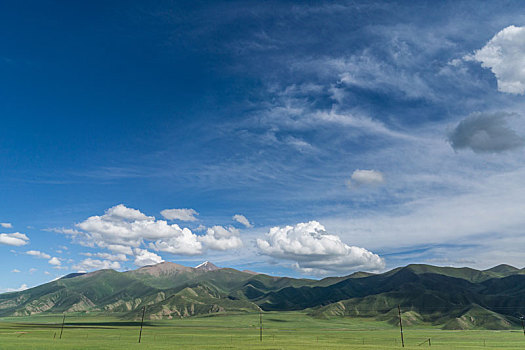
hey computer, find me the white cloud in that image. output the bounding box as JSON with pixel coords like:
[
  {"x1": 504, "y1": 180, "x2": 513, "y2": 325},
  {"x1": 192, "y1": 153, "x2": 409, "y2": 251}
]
[
  {"x1": 11, "y1": 269, "x2": 20, "y2": 273},
  {"x1": 1, "y1": 284, "x2": 28, "y2": 293},
  {"x1": 75, "y1": 204, "x2": 202, "y2": 254},
  {"x1": 133, "y1": 248, "x2": 163, "y2": 267},
  {"x1": 195, "y1": 224, "x2": 207, "y2": 232},
  {"x1": 257, "y1": 221, "x2": 385, "y2": 275},
  {"x1": 160, "y1": 208, "x2": 199, "y2": 221},
  {"x1": 148, "y1": 226, "x2": 203, "y2": 255},
  {"x1": 294, "y1": 53, "x2": 434, "y2": 100},
  {"x1": 105, "y1": 244, "x2": 133, "y2": 255},
  {"x1": 0, "y1": 232, "x2": 29, "y2": 246},
  {"x1": 106, "y1": 204, "x2": 150, "y2": 221},
  {"x1": 347, "y1": 169, "x2": 385, "y2": 187},
  {"x1": 44, "y1": 271, "x2": 50, "y2": 275},
  {"x1": 321, "y1": 167, "x2": 525, "y2": 269},
  {"x1": 448, "y1": 112, "x2": 524, "y2": 153},
  {"x1": 81, "y1": 252, "x2": 128, "y2": 261},
  {"x1": 233, "y1": 214, "x2": 252, "y2": 228},
  {"x1": 48, "y1": 257, "x2": 61, "y2": 266},
  {"x1": 63, "y1": 205, "x2": 244, "y2": 257},
  {"x1": 469, "y1": 25, "x2": 525, "y2": 94},
  {"x1": 73, "y1": 258, "x2": 121, "y2": 271},
  {"x1": 26, "y1": 250, "x2": 51, "y2": 259},
  {"x1": 29, "y1": 268, "x2": 37, "y2": 274},
  {"x1": 0, "y1": 223, "x2": 12, "y2": 228},
  {"x1": 46, "y1": 227, "x2": 82, "y2": 235},
  {"x1": 199, "y1": 226, "x2": 243, "y2": 251}
]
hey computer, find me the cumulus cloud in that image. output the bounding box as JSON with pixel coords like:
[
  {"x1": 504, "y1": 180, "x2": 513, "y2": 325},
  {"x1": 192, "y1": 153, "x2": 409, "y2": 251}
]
[
  {"x1": 449, "y1": 112, "x2": 524, "y2": 153},
  {"x1": 48, "y1": 257, "x2": 61, "y2": 266},
  {"x1": 160, "y1": 208, "x2": 199, "y2": 221},
  {"x1": 148, "y1": 226, "x2": 203, "y2": 255},
  {"x1": 11, "y1": 269, "x2": 20, "y2": 273},
  {"x1": 468, "y1": 25, "x2": 525, "y2": 94},
  {"x1": 26, "y1": 250, "x2": 51, "y2": 259},
  {"x1": 73, "y1": 258, "x2": 121, "y2": 272},
  {"x1": 347, "y1": 169, "x2": 385, "y2": 187},
  {"x1": 257, "y1": 221, "x2": 385, "y2": 275},
  {"x1": 233, "y1": 214, "x2": 252, "y2": 228},
  {"x1": 76, "y1": 204, "x2": 203, "y2": 254},
  {"x1": 199, "y1": 226, "x2": 243, "y2": 251},
  {"x1": 0, "y1": 232, "x2": 29, "y2": 246},
  {"x1": 62, "y1": 205, "x2": 243, "y2": 258},
  {"x1": 133, "y1": 248, "x2": 163, "y2": 267},
  {"x1": 0, "y1": 223, "x2": 12, "y2": 228}
]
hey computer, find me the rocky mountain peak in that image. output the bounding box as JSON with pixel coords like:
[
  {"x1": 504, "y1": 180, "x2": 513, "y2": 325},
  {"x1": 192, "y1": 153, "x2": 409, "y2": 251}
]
[{"x1": 195, "y1": 261, "x2": 220, "y2": 271}]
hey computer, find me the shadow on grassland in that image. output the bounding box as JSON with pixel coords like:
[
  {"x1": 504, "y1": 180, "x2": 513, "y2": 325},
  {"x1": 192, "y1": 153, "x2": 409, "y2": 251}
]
[{"x1": 7, "y1": 321, "x2": 158, "y2": 329}]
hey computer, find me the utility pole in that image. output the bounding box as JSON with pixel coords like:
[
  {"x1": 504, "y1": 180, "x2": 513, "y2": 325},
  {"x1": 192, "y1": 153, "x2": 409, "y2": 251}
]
[
  {"x1": 398, "y1": 305, "x2": 404, "y2": 347},
  {"x1": 138, "y1": 306, "x2": 146, "y2": 343},
  {"x1": 259, "y1": 311, "x2": 263, "y2": 342},
  {"x1": 59, "y1": 314, "x2": 66, "y2": 339}
]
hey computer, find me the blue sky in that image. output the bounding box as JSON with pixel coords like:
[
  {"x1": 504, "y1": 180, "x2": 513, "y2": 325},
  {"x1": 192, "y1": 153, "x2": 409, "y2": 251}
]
[{"x1": 2, "y1": 1, "x2": 525, "y2": 291}]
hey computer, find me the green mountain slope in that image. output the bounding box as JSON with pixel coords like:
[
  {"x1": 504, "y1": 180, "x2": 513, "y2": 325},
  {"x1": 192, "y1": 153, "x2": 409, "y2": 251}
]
[{"x1": 1, "y1": 262, "x2": 524, "y2": 329}]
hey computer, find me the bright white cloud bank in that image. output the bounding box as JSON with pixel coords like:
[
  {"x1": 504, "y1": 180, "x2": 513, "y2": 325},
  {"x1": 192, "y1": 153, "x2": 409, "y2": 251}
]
[
  {"x1": 470, "y1": 25, "x2": 525, "y2": 94},
  {"x1": 0, "y1": 232, "x2": 29, "y2": 246},
  {"x1": 257, "y1": 221, "x2": 385, "y2": 275},
  {"x1": 76, "y1": 204, "x2": 204, "y2": 254},
  {"x1": 65, "y1": 204, "x2": 244, "y2": 270},
  {"x1": 160, "y1": 208, "x2": 199, "y2": 221}
]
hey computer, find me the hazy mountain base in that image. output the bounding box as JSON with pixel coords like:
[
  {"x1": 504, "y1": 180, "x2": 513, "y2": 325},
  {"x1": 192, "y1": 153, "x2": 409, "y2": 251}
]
[{"x1": 1, "y1": 262, "x2": 524, "y2": 330}]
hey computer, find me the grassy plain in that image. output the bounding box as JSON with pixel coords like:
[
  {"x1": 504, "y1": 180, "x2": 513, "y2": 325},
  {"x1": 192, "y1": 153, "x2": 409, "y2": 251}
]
[{"x1": 0, "y1": 311, "x2": 524, "y2": 349}]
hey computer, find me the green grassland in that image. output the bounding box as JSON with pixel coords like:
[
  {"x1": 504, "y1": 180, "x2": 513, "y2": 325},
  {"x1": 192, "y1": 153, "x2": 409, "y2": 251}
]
[{"x1": 1, "y1": 312, "x2": 524, "y2": 349}]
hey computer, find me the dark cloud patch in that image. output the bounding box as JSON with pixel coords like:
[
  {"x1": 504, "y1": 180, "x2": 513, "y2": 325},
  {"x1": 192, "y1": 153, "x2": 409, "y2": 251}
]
[{"x1": 449, "y1": 112, "x2": 524, "y2": 153}]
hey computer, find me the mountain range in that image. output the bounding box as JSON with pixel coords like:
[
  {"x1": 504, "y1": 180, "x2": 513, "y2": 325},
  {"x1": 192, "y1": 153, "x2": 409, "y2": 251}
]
[{"x1": 1, "y1": 262, "x2": 524, "y2": 330}]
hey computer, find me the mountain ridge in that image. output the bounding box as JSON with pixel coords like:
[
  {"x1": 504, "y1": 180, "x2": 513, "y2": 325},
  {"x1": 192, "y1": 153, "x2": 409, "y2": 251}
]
[{"x1": 1, "y1": 262, "x2": 524, "y2": 330}]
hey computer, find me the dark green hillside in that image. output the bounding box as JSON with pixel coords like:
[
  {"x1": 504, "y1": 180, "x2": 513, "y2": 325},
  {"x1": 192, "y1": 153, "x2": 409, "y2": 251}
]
[
  {"x1": 0, "y1": 269, "x2": 160, "y2": 316},
  {"x1": 383, "y1": 264, "x2": 523, "y2": 283},
  {"x1": 1, "y1": 262, "x2": 524, "y2": 329}
]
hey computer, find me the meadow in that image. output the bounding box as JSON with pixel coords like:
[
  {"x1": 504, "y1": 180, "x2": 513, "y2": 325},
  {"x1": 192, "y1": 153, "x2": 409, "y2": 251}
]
[{"x1": 0, "y1": 312, "x2": 524, "y2": 349}]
